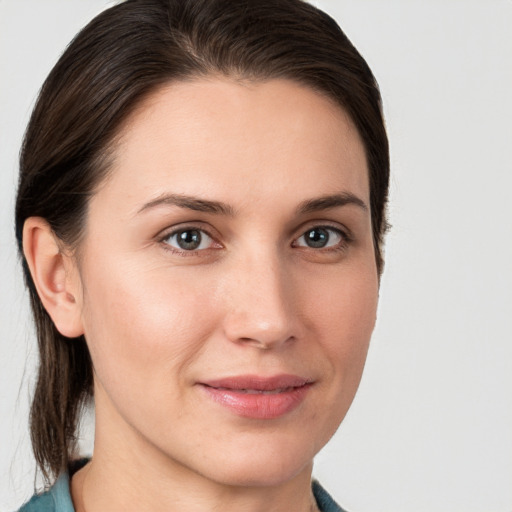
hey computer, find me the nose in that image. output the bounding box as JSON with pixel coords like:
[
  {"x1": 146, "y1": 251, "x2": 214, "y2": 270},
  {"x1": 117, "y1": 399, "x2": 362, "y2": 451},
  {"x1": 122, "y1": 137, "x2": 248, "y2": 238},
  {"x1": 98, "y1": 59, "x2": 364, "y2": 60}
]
[{"x1": 221, "y1": 252, "x2": 299, "y2": 350}]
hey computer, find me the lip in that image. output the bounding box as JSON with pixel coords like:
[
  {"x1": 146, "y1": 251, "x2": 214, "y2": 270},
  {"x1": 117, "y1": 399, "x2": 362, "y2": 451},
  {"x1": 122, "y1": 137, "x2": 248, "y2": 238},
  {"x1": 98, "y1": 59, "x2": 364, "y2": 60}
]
[{"x1": 198, "y1": 374, "x2": 313, "y2": 419}]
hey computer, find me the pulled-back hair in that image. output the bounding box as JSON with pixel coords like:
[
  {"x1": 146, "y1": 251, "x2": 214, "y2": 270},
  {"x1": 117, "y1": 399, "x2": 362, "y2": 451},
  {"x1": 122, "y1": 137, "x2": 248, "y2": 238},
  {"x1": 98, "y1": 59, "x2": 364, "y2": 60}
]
[{"x1": 15, "y1": 0, "x2": 389, "y2": 484}]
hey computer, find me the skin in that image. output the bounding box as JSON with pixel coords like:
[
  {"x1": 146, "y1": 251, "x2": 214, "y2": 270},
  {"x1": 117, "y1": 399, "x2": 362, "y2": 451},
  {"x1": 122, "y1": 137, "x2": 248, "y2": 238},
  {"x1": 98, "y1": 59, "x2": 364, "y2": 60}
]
[{"x1": 24, "y1": 78, "x2": 378, "y2": 512}]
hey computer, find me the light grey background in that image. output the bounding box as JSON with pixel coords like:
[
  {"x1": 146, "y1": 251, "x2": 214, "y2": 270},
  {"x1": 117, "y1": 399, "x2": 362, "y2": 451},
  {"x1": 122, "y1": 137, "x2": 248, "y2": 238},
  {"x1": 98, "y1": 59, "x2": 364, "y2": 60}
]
[{"x1": 1, "y1": 1, "x2": 511, "y2": 510}]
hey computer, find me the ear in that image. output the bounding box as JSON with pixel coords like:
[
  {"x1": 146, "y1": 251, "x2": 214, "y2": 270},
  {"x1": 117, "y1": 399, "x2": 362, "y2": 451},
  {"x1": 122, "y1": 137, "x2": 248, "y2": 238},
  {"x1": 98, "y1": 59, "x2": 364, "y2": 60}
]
[{"x1": 22, "y1": 217, "x2": 84, "y2": 338}]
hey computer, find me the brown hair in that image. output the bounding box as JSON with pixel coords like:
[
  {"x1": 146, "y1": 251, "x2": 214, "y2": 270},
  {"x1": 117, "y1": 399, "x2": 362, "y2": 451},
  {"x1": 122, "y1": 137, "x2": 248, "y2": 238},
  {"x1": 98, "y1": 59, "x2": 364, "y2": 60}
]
[{"x1": 15, "y1": 0, "x2": 389, "y2": 484}]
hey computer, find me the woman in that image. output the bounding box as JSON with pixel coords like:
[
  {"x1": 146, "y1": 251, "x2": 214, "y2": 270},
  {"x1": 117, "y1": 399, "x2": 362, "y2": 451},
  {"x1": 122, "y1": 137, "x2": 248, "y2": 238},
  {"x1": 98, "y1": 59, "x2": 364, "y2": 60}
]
[{"x1": 16, "y1": 0, "x2": 389, "y2": 510}]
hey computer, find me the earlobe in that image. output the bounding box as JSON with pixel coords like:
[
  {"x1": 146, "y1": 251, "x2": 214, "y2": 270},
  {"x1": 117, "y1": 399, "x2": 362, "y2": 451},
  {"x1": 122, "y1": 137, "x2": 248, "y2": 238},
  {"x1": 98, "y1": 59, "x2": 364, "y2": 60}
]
[{"x1": 22, "y1": 217, "x2": 84, "y2": 338}]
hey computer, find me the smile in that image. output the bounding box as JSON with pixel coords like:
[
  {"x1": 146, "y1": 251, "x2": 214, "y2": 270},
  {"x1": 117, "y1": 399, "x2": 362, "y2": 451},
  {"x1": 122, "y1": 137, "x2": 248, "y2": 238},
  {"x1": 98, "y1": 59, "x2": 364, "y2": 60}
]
[
  {"x1": 213, "y1": 387, "x2": 296, "y2": 394},
  {"x1": 199, "y1": 374, "x2": 314, "y2": 419}
]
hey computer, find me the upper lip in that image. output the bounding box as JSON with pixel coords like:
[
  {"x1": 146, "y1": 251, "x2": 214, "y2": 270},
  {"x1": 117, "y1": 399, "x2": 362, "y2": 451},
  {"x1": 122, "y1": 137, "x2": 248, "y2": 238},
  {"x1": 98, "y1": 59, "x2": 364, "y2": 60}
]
[{"x1": 200, "y1": 374, "x2": 313, "y2": 391}]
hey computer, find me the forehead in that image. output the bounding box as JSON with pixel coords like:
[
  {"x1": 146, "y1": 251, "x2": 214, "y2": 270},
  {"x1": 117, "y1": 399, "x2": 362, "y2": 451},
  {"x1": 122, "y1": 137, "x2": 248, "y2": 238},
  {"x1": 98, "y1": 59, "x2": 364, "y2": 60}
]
[{"x1": 93, "y1": 78, "x2": 369, "y2": 215}]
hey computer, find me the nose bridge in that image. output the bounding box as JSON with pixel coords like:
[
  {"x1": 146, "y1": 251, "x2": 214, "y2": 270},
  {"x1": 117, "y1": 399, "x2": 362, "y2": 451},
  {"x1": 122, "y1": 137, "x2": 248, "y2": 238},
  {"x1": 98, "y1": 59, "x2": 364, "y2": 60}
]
[{"x1": 222, "y1": 247, "x2": 297, "y2": 348}]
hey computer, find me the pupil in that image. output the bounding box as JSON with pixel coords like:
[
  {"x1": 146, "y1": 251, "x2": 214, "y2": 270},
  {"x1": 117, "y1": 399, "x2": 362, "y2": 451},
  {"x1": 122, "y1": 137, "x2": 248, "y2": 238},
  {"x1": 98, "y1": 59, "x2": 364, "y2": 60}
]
[
  {"x1": 306, "y1": 228, "x2": 328, "y2": 248},
  {"x1": 177, "y1": 230, "x2": 201, "y2": 250}
]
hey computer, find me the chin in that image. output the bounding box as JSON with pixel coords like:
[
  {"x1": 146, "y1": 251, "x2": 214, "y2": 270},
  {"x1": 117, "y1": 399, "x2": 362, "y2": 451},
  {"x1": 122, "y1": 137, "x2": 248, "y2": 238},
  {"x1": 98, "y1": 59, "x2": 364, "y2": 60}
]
[
  {"x1": 211, "y1": 458, "x2": 312, "y2": 489},
  {"x1": 195, "y1": 433, "x2": 321, "y2": 488}
]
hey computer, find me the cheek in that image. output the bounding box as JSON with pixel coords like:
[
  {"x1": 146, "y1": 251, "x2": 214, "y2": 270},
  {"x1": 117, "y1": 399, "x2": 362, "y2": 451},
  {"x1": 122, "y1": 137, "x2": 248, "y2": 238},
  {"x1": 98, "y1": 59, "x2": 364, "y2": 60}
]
[
  {"x1": 79, "y1": 260, "x2": 219, "y2": 394},
  {"x1": 304, "y1": 261, "x2": 378, "y2": 384},
  {"x1": 286, "y1": 262, "x2": 378, "y2": 450}
]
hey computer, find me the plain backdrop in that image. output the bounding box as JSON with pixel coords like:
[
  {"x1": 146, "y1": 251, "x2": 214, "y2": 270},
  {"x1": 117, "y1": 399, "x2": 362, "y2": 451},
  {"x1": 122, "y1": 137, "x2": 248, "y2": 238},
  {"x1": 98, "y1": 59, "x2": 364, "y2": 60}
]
[{"x1": 1, "y1": 1, "x2": 511, "y2": 511}]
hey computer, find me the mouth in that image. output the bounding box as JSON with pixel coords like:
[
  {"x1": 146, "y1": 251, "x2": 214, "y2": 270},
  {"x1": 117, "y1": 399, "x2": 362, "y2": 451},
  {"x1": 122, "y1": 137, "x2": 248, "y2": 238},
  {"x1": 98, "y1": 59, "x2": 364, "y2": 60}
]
[
  {"x1": 198, "y1": 374, "x2": 314, "y2": 419},
  {"x1": 210, "y1": 386, "x2": 300, "y2": 395}
]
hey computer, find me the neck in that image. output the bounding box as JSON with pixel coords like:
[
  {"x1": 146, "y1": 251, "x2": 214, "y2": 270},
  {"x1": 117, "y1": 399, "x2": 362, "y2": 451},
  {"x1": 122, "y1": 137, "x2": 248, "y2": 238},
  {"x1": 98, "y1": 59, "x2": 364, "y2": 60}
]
[{"x1": 73, "y1": 455, "x2": 318, "y2": 512}]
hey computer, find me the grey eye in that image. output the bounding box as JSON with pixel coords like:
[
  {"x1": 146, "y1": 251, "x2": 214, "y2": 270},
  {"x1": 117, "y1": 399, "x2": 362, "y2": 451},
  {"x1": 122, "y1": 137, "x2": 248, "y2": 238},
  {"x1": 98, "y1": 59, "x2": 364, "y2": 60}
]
[
  {"x1": 296, "y1": 227, "x2": 343, "y2": 249},
  {"x1": 165, "y1": 229, "x2": 213, "y2": 251},
  {"x1": 304, "y1": 228, "x2": 329, "y2": 248}
]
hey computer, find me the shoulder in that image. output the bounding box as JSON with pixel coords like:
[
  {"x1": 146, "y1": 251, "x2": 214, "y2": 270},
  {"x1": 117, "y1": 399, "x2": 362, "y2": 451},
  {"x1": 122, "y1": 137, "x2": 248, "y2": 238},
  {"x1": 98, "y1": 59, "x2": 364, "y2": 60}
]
[
  {"x1": 16, "y1": 470, "x2": 76, "y2": 512},
  {"x1": 17, "y1": 489, "x2": 56, "y2": 512},
  {"x1": 312, "y1": 480, "x2": 349, "y2": 512}
]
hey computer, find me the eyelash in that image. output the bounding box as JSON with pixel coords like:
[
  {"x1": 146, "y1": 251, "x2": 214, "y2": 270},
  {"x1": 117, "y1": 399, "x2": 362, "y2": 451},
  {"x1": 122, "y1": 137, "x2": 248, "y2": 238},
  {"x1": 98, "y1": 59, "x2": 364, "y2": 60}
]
[{"x1": 158, "y1": 224, "x2": 352, "y2": 256}]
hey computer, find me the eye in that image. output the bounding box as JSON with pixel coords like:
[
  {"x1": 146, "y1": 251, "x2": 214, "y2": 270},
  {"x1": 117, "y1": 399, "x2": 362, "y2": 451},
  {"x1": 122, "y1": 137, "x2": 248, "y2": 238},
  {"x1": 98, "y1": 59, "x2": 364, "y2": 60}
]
[
  {"x1": 162, "y1": 228, "x2": 216, "y2": 252},
  {"x1": 293, "y1": 226, "x2": 346, "y2": 250}
]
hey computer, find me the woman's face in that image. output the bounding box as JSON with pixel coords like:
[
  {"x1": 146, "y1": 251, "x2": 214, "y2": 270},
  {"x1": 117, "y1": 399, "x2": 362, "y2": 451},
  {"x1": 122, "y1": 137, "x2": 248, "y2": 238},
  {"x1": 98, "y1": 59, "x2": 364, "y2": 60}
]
[{"x1": 73, "y1": 78, "x2": 378, "y2": 486}]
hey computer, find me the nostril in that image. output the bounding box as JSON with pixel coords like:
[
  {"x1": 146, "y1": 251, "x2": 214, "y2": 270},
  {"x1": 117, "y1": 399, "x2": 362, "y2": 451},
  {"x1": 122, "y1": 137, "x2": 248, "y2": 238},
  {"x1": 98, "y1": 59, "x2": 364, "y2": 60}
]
[{"x1": 235, "y1": 334, "x2": 295, "y2": 350}]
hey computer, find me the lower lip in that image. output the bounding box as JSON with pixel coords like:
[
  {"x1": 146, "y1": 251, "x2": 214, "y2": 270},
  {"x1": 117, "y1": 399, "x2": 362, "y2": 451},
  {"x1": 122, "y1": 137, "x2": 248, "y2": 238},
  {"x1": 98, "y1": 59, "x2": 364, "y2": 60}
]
[{"x1": 199, "y1": 384, "x2": 312, "y2": 419}]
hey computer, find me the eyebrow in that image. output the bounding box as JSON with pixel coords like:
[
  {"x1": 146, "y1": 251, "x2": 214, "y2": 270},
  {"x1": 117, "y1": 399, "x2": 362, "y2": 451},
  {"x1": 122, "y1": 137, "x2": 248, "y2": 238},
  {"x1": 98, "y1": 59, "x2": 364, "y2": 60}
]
[
  {"x1": 296, "y1": 192, "x2": 368, "y2": 215},
  {"x1": 137, "y1": 191, "x2": 367, "y2": 216},
  {"x1": 137, "y1": 193, "x2": 235, "y2": 216}
]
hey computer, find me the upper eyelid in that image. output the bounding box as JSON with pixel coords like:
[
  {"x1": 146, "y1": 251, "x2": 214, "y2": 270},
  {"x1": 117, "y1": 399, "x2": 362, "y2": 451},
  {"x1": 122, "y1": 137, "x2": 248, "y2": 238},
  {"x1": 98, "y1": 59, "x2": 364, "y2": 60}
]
[
  {"x1": 293, "y1": 221, "x2": 352, "y2": 241},
  {"x1": 158, "y1": 222, "x2": 218, "y2": 240}
]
